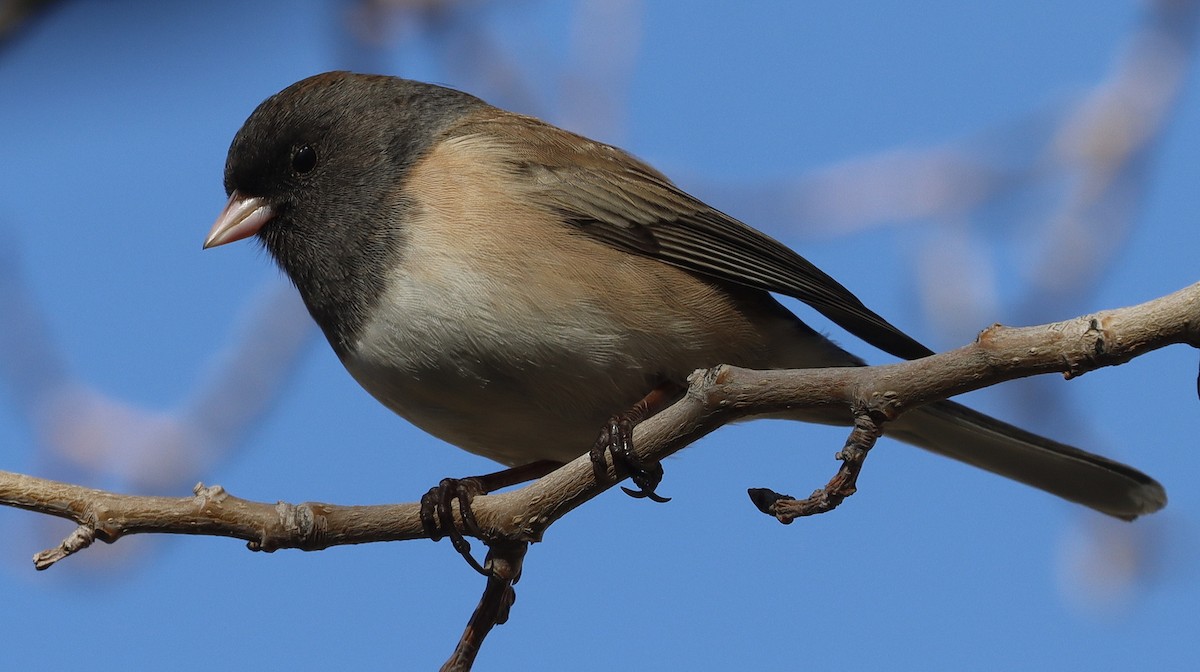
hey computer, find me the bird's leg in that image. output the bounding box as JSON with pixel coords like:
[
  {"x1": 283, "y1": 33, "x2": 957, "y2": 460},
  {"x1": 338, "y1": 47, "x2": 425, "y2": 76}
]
[
  {"x1": 420, "y1": 460, "x2": 561, "y2": 575},
  {"x1": 590, "y1": 381, "x2": 683, "y2": 503}
]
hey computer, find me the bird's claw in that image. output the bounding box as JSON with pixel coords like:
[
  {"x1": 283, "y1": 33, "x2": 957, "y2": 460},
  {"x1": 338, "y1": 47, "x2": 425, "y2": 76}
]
[
  {"x1": 420, "y1": 476, "x2": 488, "y2": 576},
  {"x1": 621, "y1": 485, "x2": 671, "y2": 503},
  {"x1": 590, "y1": 414, "x2": 671, "y2": 503}
]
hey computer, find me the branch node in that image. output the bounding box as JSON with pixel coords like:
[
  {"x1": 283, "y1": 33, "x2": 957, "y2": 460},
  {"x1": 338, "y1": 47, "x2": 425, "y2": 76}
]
[
  {"x1": 268, "y1": 501, "x2": 328, "y2": 552},
  {"x1": 192, "y1": 482, "x2": 228, "y2": 507},
  {"x1": 692, "y1": 364, "x2": 730, "y2": 388},
  {"x1": 868, "y1": 390, "x2": 903, "y2": 421},
  {"x1": 33, "y1": 525, "x2": 97, "y2": 570},
  {"x1": 1089, "y1": 317, "x2": 1109, "y2": 357},
  {"x1": 976, "y1": 323, "x2": 1004, "y2": 345}
]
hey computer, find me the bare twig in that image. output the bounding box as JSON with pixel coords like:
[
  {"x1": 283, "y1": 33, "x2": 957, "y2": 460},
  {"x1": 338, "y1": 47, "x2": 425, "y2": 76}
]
[
  {"x1": 2, "y1": 281, "x2": 1196, "y2": 566},
  {"x1": 0, "y1": 475, "x2": 429, "y2": 569},
  {"x1": 442, "y1": 540, "x2": 528, "y2": 672},
  {"x1": 749, "y1": 409, "x2": 884, "y2": 523},
  {"x1": 2, "y1": 281, "x2": 1198, "y2": 671}
]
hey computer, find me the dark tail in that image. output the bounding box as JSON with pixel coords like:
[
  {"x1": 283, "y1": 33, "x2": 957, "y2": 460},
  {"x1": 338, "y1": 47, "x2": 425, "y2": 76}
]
[{"x1": 886, "y1": 400, "x2": 1165, "y2": 520}]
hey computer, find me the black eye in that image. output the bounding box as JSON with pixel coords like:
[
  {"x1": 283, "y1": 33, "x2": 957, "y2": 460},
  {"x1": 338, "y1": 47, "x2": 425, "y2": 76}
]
[{"x1": 291, "y1": 145, "x2": 317, "y2": 174}]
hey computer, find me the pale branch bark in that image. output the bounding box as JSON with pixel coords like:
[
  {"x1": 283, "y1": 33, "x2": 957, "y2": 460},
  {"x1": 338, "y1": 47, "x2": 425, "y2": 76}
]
[
  {"x1": 2, "y1": 282, "x2": 1197, "y2": 672},
  {"x1": 1, "y1": 281, "x2": 1198, "y2": 571},
  {"x1": 442, "y1": 539, "x2": 527, "y2": 672}
]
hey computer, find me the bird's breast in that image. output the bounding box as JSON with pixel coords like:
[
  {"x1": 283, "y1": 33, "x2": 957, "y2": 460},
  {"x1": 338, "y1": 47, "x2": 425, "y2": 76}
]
[
  {"x1": 343, "y1": 259, "x2": 664, "y2": 464},
  {"x1": 333, "y1": 132, "x2": 826, "y2": 465}
]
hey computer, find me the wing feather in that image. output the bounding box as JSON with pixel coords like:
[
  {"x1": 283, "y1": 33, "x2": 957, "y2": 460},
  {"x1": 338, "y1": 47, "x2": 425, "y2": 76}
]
[{"x1": 453, "y1": 113, "x2": 935, "y2": 360}]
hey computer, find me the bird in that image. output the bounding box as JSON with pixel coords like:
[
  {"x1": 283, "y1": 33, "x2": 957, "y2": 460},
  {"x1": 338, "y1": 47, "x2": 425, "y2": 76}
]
[{"x1": 204, "y1": 71, "x2": 1164, "y2": 542}]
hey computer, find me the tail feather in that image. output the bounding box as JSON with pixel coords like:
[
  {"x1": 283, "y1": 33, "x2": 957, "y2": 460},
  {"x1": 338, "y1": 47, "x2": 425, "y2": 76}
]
[{"x1": 886, "y1": 400, "x2": 1165, "y2": 520}]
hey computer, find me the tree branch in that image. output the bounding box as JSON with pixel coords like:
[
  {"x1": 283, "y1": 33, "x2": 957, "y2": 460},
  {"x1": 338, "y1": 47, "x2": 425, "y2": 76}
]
[
  {"x1": 2, "y1": 281, "x2": 1197, "y2": 670},
  {"x1": 3, "y1": 281, "x2": 1198, "y2": 566}
]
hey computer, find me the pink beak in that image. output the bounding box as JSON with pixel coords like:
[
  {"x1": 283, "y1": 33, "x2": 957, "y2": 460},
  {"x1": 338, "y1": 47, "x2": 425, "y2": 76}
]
[{"x1": 204, "y1": 191, "x2": 274, "y2": 248}]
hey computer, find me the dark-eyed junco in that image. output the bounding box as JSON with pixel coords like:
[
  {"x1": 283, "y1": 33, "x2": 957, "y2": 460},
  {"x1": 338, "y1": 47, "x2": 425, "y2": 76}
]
[{"x1": 205, "y1": 72, "x2": 1164, "y2": 529}]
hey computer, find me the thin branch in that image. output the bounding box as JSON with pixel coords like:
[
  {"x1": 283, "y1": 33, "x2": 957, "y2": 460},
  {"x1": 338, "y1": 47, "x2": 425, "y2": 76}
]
[
  {"x1": 0, "y1": 475, "x2": 428, "y2": 569},
  {"x1": 1, "y1": 280, "x2": 1197, "y2": 571},
  {"x1": 749, "y1": 409, "x2": 884, "y2": 523},
  {"x1": 442, "y1": 540, "x2": 527, "y2": 672},
  {"x1": 2, "y1": 281, "x2": 1198, "y2": 672}
]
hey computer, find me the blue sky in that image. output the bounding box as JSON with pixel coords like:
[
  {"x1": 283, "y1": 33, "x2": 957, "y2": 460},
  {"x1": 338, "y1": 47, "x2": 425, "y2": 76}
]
[{"x1": 1, "y1": 1, "x2": 1198, "y2": 670}]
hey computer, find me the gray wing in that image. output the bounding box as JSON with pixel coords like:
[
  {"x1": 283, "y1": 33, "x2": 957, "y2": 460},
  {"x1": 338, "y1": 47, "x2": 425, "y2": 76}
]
[{"x1": 502, "y1": 125, "x2": 935, "y2": 361}]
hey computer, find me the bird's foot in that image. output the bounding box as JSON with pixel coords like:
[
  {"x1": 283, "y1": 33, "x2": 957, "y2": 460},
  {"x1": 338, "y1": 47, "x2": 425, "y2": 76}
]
[
  {"x1": 421, "y1": 476, "x2": 488, "y2": 574},
  {"x1": 589, "y1": 382, "x2": 682, "y2": 503},
  {"x1": 420, "y1": 460, "x2": 561, "y2": 575},
  {"x1": 589, "y1": 414, "x2": 670, "y2": 502}
]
